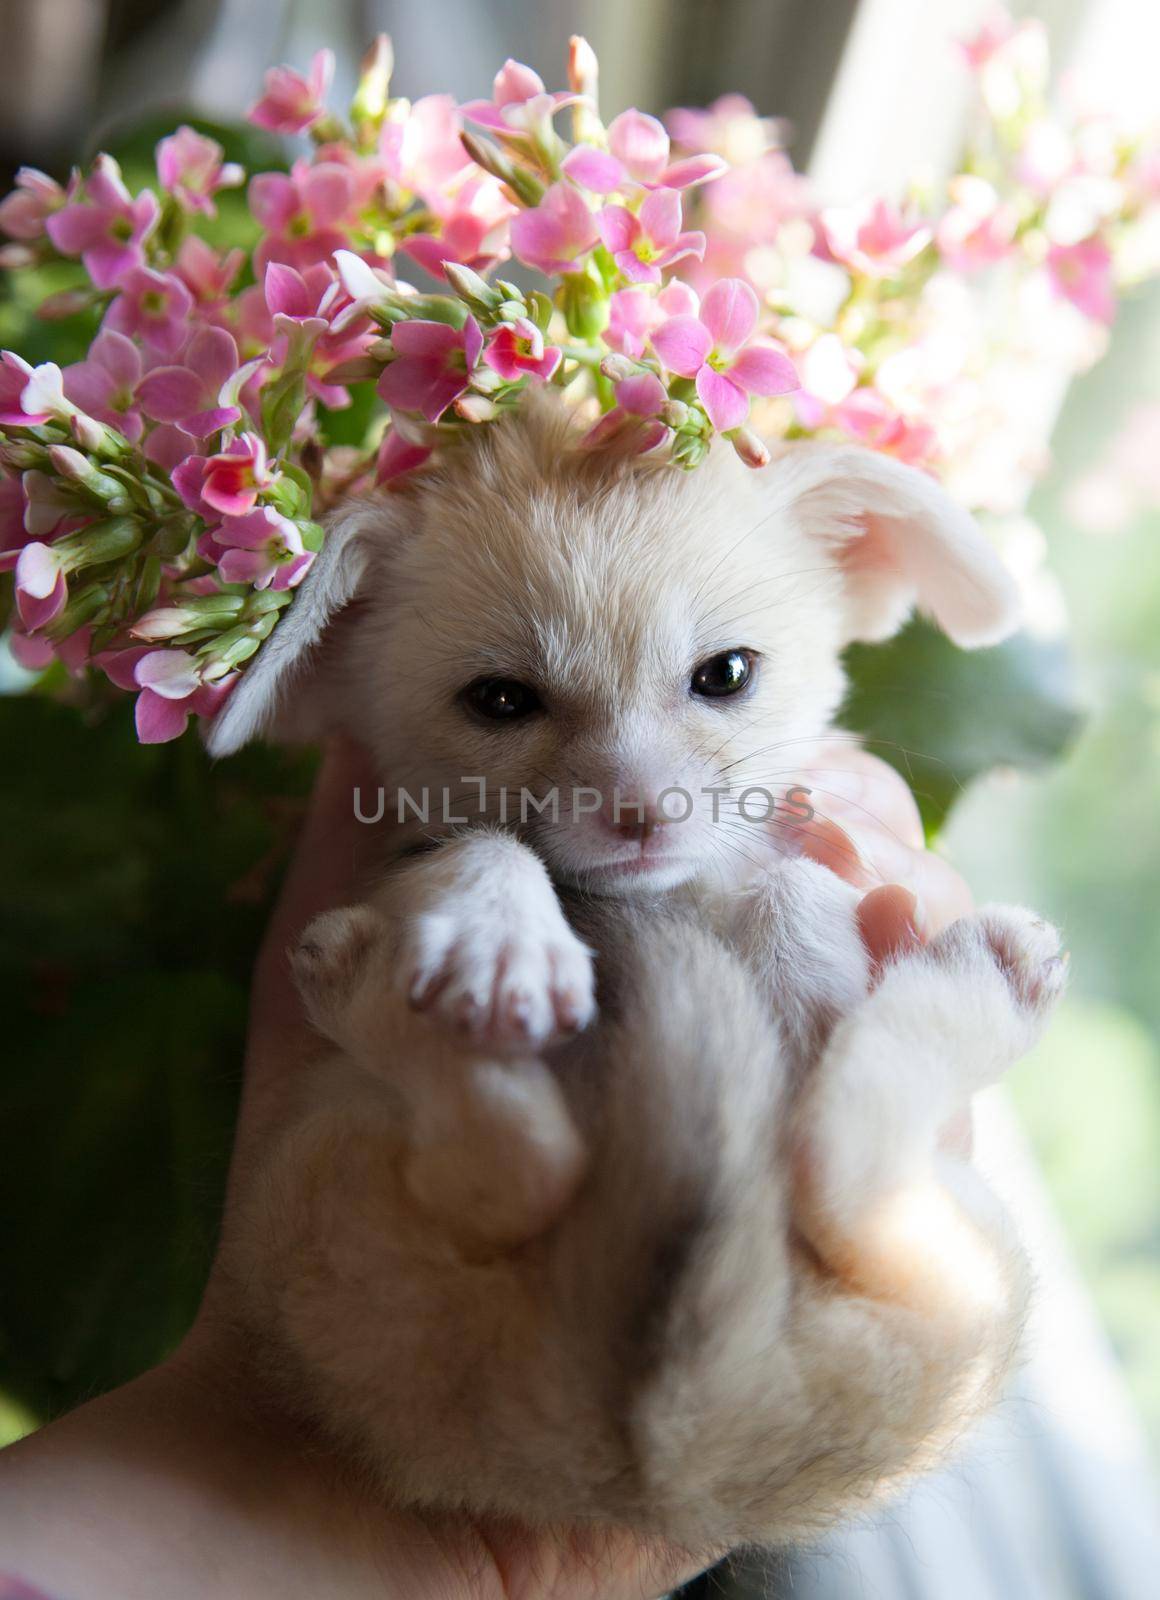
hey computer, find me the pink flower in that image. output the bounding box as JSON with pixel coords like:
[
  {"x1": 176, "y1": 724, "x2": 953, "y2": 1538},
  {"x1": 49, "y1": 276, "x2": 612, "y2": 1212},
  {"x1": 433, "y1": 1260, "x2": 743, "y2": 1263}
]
[
  {"x1": 14, "y1": 540, "x2": 68, "y2": 631},
  {"x1": 46, "y1": 155, "x2": 159, "y2": 290},
  {"x1": 62, "y1": 330, "x2": 144, "y2": 442},
  {"x1": 666, "y1": 95, "x2": 780, "y2": 161},
  {"x1": 380, "y1": 95, "x2": 474, "y2": 202},
  {"x1": 249, "y1": 160, "x2": 356, "y2": 273},
  {"x1": 483, "y1": 319, "x2": 562, "y2": 384},
  {"x1": 0, "y1": 167, "x2": 67, "y2": 241},
  {"x1": 156, "y1": 125, "x2": 243, "y2": 217},
  {"x1": 584, "y1": 371, "x2": 670, "y2": 454},
  {"x1": 605, "y1": 282, "x2": 698, "y2": 359},
  {"x1": 959, "y1": 9, "x2": 1017, "y2": 71},
  {"x1": 263, "y1": 260, "x2": 332, "y2": 335},
  {"x1": 562, "y1": 110, "x2": 727, "y2": 195},
  {"x1": 597, "y1": 190, "x2": 706, "y2": 285},
  {"x1": 104, "y1": 266, "x2": 193, "y2": 356},
  {"x1": 132, "y1": 649, "x2": 237, "y2": 743},
  {"x1": 1046, "y1": 238, "x2": 1116, "y2": 324},
  {"x1": 173, "y1": 235, "x2": 245, "y2": 316},
  {"x1": 398, "y1": 177, "x2": 514, "y2": 281},
  {"x1": 0, "y1": 351, "x2": 51, "y2": 426},
  {"x1": 175, "y1": 433, "x2": 274, "y2": 518},
  {"x1": 248, "y1": 49, "x2": 335, "y2": 135},
  {"x1": 510, "y1": 183, "x2": 598, "y2": 275},
  {"x1": 935, "y1": 176, "x2": 1018, "y2": 272},
  {"x1": 651, "y1": 277, "x2": 798, "y2": 432},
  {"x1": 137, "y1": 325, "x2": 243, "y2": 437},
  {"x1": 378, "y1": 317, "x2": 483, "y2": 422},
  {"x1": 377, "y1": 419, "x2": 434, "y2": 484},
  {"x1": 461, "y1": 60, "x2": 579, "y2": 140},
  {"x1": 216, "y1": 507, "x2": 314, "y2": 590},
  {"x1": 819, "y1": 198, "x2": 931, "y2": 279}
]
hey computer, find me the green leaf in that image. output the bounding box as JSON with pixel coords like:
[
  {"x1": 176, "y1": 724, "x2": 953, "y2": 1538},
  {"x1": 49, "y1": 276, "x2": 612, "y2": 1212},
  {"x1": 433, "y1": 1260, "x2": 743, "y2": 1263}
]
[{"x1": 839, "y1": 617, "x2": 1085, "y2": 835}]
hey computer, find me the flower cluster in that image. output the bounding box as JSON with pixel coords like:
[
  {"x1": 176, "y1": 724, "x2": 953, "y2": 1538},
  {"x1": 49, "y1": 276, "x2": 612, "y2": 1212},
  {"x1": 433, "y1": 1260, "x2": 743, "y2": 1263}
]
[{"x1": 1, "y1": 8, "x2": 1158, "y2": 742}]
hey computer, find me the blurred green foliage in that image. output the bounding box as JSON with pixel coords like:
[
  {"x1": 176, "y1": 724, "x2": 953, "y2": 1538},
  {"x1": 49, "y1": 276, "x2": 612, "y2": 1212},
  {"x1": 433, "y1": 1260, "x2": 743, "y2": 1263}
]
[{"x1": 0, "y1": 114, "x2": 1085, "y2": 1433}]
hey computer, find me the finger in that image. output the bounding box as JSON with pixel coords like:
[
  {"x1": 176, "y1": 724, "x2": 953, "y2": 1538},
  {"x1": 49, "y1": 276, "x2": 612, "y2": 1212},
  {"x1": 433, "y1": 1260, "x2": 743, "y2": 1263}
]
[
  {"x1": 857, "y1": 884, "x2": 923, "y2": 970},
  {"x1": 792, "y1": 741, "x2": 926, "y2": 850},
  {"x1": 780, "y1": 813, "x2": 875, "y2": 889}
]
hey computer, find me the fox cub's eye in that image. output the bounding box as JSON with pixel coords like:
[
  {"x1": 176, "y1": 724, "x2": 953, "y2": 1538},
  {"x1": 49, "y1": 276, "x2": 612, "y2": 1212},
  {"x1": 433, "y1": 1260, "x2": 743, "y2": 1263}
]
[
  {"x1": 691, "y1": 649, "x2": 757, "y2": 699},
  {"x1": 462, "y1": 677, "x2": 543, "y2": 722}
]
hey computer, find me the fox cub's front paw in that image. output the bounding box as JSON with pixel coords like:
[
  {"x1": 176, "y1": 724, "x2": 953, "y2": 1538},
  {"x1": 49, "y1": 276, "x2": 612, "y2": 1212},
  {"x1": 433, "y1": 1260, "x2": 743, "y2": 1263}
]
[{"x1": 396, "y1": 839, "x2": 596, "y2": 1051}]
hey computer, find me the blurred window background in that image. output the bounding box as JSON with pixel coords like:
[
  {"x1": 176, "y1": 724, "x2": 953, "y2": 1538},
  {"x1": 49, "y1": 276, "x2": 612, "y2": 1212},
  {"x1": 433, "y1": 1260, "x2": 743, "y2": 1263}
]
[{"x1": 2, "y1": 2, "x2": 1160, "y2": 1596}]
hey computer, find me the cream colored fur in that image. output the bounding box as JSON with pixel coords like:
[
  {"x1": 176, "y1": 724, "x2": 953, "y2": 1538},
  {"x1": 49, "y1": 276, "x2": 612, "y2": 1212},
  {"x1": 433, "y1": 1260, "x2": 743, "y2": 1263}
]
[{"x1": 214, "y1": 397, "x2": 1060, "y2": 1548}]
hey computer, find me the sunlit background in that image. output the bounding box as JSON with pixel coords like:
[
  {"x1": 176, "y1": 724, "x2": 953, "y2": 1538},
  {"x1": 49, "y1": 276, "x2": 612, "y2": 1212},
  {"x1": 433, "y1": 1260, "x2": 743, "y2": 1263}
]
[{"x1": 2, "y1": 3, "x2": 1159, "y2": 1596}]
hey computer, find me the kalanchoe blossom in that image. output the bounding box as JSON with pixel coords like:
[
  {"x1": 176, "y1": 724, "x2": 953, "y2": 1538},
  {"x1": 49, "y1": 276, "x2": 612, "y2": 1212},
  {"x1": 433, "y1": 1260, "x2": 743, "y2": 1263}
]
[
  {"x1": 483, "y1": 318, "x2": 562, "y2": 383},
  {"x1": 460, "y1": 59, "x2": 580, "y2": 140},
  {"x1": 248, "y1": 48, "x2": 335, "y2": 134},
  {"x1": 201, "y1": 434, "x2": 276, "y2": 517},
  {"x1": 136, "y1": 325, "x2": 242, "y2": 437},
  {"x1": 598, "y1": 190, "x2": 706, "y2": 284},
  {"x1": 63, "y1": 331, "x2": 145, "y2": 442},
  {"x1": 132, "y1": 649, "x2": 237, "y2": 743},
  {"x1": 0, "y1": 352, "x2": 52, "y2": 426},
  {"x1": 104, "y1": 266, "x2": 194, "y2": 357},
  {"x1": 1046, "y1": 237, "x2": 1116, "y2": 324},
  {"x1": 583, "y1": 371, "x2": 670, "y2": 453},
  {"x1": 156, "y1": 126, "x2": 244, "y2": 217},
  {"x1": 249, "y1": 160, "x2": 356, "y2": 273},
  {"x1": 820, "y1": 199, "x2": 932, "y2": 279},
  {"x1": 510, "y1": 182, "x2": 597, "y2": 274},
  {"x1": 46, "y1": 156, "x2": 159, "y2": 290},
  {"x1": 563, "y1": 110, "x2": 727, "y2": 194},
  {"x1": 14, "y1": 540, "x2": 69, "y2": 630},
  {"x1": 215, "y1": 507, "x2": 314, "y2": 590},
  {"x1": 378, "y1": 317, "x2": 483, "y2": 422},
  {"x1": 652, "y1": 277, "x2": 798, "y2": 432},
  {"x1": 0, "y1": 167, "x2": 67, "y2": 240}
]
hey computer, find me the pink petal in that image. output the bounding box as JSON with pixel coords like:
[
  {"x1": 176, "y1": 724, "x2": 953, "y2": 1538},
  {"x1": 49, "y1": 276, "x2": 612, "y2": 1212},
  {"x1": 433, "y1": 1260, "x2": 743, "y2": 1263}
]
[
  {"x1": 181, "y1": 405, "x2": 240, "y2": 438},
  {"x1": 657, "y1": 280, "x2": 699, "y2": 316},
  {"x1": 301, "y1": 163, "x2": 354, "y2": 226},
  {"x1": 608, "y1": 110, "x2": 670, "y2": 185},
  {"x1": 614, "y1": 251, "x2": 661, "y2": 285},
  {"x1": 639, "y1": 188, "x2": 682, "y2": 248},
  {"x1": 135, "y1": 687, "x2": 190, "y2": 743},
  {"x1": 659, "y1": 154, "x2": 729, "y2": 189},
  {"x1": 378, "y1": 358, "x2": 465, "y2": 422},
  {"x1": 248, "y1": 173, "x2": 297, "y2": 232},
  {"x1": 596, "y1": 204, "x2": 638, "y2": 254},
  {"x1": 561, "y1": 146, "x2": 625, "y2": 194},
  {"x1": 15, "y1": 540, "x2": 61, "y2": 599},
  {"x1": 264, "y1": 262, "x2": 311, "y2": 319},
  {"x1": 696, "y1": 365, "x2": 750, "y2": 432},
  {"x1": 493, "y1": 59, "x2": 544, "y2": 105},
  {"x1": 187, "y1": 325, "x2": 241, "y2": 392},
  {"x1": 93, "y1": 328, "x2": 142, "y2": 390},
  {"x1": 137, "y1": 366, "x2": 205, "y2": 423},
  {"x1": 462, "y1": 315, "x2": 483, "y2": 370},
  {"x1": 218, "y1": 547, "x2": 273, "y2": 585},
  {"x1": 729, "y1": 340, "x2": 799, "y2": 397},
  {"x1": 16, "y1": 566, "x2": 67, "y2": 630},
  {"x1": 390, "y1": 319, "x2": 465, "y2": 358},
  {"x1": 651, "y1": 315, "x2": 712, "y2": 378},
  {"x1": 45, "y1": 204, "x2": 107, "y2": 257},
  {"x1": 96, "y1": 644, "x2": 150, "y2": 690},
  {"x1": 700, "y1": 278, "x2": 758, "y2": 356},
  {"x1": 377, "y1": 426, "x2": 432, "y2": 483},
  {"x1": 617, "y1": 372, "x2": 666, "y2": 416}
]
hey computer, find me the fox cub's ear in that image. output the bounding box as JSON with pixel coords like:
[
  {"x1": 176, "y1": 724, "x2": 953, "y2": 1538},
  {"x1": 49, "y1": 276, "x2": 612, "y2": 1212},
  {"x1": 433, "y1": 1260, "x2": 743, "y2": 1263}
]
[
  {"x1": 763, "y1": 442, "x2": 1020, "y2": 648},
  {"x1": 205, "y1": 496, "x2": 388, "y2": 757}
]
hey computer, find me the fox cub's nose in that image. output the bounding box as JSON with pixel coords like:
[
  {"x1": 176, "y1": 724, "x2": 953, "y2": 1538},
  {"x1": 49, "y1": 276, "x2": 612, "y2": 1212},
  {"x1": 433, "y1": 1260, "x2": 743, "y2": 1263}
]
[{"x1": 598, "y1": 785, "x2": 684, "y2": 841}]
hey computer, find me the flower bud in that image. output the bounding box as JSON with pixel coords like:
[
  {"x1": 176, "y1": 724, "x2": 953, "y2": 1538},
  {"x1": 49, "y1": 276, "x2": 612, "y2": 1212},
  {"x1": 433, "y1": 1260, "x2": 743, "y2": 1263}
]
[
  {"x1": 0, "y1": 439, "x2": 47, "y2": 470},
  {"x1": 459, "y1": 131, "x2": 544, "y2": 206},
  {"x1": 352, "y1": 33, "x2": 394, "y2": 132},
  {"x1": 48, "y1": 445, "x2": 132, "y2": 508},
  {"x1": 567, "y1": 36, "x2": 603, "y2": 145},
  {"x1": 558, "y1": 272, "x2": 609, "y2": 340},
  {"x1": 54, "y1": 514, "x2": 144, "y2": 574},
  {"x1": 38, "y1": 288, "x2": 99, "y2": 322},
  {"x1": 443, "y1": 261, "x2": 503, "y2": 315},
  {"x1": 672, "y1": 432, "x2": 709, "y2": 469},
  {"x1": 0, "y1": 243, "x2": 37, "y2": 269},
  {"x1": 454, "y1": 393, "x2": 498, "y2": 423},
  {"x1": 599, "y1": 353, "x2": 636, "y2": 384},
  {"x1": 69, "y1": 410, "x2": 131, "y2": 459},
  {"x1": 131, "y1": 594, "x2": 247, "y2": 642},
  {"x1": 660, "y1": 400, "x2": 691, "y2": 429},
  {"x1": 730, "y1": 426, "x2": 771, "y2": 468}
]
